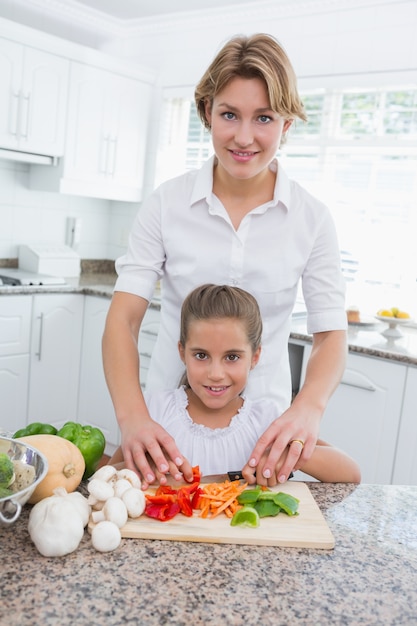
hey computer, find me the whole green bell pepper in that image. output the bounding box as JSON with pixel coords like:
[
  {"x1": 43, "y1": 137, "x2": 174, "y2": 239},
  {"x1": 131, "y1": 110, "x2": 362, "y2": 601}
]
[
  {"x1": 56, "y1": 422, "x2": 105, "y2": 480},
  {"x1": 13, "y1": 422, "x2": 58, "y2": 438}
]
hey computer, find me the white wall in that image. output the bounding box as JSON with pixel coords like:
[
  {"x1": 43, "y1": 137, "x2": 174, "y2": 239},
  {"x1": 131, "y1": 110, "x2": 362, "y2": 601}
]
[
  {"x1": 0, "y1": 158, "x2": 110, "y2": 259},
  {"x1": 104, "y1": 0, "x2": 417, "y2": 90}
]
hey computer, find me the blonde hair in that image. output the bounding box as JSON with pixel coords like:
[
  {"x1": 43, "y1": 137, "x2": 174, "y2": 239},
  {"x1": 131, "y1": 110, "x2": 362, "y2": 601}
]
[
  {"x1": 195, "y1": 33, "x2": 307, "y2": 131},
  {"x1": 179, "y1": 284, "x2": 262, "y2": 388}
]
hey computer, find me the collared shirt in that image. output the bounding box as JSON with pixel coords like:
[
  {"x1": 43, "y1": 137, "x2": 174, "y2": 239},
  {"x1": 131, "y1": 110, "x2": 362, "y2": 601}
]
[{"x1": 115, "y1": 155, "x2": 347, "y2": 413}]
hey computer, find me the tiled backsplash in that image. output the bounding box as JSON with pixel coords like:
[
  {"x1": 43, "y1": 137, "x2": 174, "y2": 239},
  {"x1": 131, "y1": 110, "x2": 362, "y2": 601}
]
[
  {"x1": 0, "y1": 159, "x2": 137, "y2": 261},
  {"x1": 0, "y1": 257, "x2": 116, "y2": 275}
]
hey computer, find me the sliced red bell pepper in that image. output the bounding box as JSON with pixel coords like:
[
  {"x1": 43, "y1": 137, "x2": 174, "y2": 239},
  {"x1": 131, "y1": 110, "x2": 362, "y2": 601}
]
[
  {"x1": 178, "y1": 481, "x2": 200, "y2": 495},
  {"x1": 192, "y1": 465, "x2": 201, "y2": 483},
  {"x1": 155, "y1": 485, "x2": 177, "y2": 495},
  {"x1": 143, "y1": 467, "x2": 202, "y2": 522},
  {"x1": 191, "y1": 487, "x2": 203, "y2": 509},
  {"x1": 177, "y1": 488, "x2": 193, "y2": 517},
  {"x1": 145, "y1": 501, "x2": 181, "y2": 521},
  {"x1": 145, "y1": 493, "x2": 177, "y2": 505}
]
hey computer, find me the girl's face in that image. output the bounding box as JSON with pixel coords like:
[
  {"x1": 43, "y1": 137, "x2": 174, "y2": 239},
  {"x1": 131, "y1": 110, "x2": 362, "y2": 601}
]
[
  {"x1": 205, "y1": 76, "x2": 292, "y2": 182},
  {"x1": 178, "y1": 317, "x2": 260, "y2": 411}
]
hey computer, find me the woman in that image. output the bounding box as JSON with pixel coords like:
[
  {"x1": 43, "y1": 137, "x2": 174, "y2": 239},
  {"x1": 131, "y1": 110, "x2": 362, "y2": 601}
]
[{"x1": 102, "y1": 33, "x2": 347, "y2": 489}]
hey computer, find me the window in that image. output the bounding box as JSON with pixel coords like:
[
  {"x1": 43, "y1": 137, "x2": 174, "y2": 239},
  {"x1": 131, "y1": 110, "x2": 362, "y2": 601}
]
[{"x1": 156, "y1": 86, "x2": 417, "y2": 315}]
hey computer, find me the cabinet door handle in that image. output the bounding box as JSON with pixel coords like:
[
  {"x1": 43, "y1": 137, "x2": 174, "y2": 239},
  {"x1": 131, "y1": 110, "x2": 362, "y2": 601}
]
[
  {"x1": 100, "y1": 135, "x2": 109, "y2": 174},
  {"x1": 35, "y1": 313, "x2": 44, "y2": 360},
  {"x1": 10, "y1": 91, "x2": 20, "y2": 135},
  {"x1": 340, "y1": 370, "x2": 376, "y2": 392},
  {"x1": 107, "y1": 136, "x2": 117, "y2": 176},
  {"x1": 20, "y1": 92, "x2": 31, "y2": 139}
]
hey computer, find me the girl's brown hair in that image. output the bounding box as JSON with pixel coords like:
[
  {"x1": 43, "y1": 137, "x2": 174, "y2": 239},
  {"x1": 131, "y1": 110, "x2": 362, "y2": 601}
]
[
  {"x1": 195, "y1": 33, "x2": 307, "y2": 131},
  {"x1": 179, "y1": 284, "x2": 262, "y2": 387}
]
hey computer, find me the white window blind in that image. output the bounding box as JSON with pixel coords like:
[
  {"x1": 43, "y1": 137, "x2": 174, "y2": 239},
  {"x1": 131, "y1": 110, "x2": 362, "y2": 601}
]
[{"x1": 156, "y1": 87, "x2": 417, "y2": 316}]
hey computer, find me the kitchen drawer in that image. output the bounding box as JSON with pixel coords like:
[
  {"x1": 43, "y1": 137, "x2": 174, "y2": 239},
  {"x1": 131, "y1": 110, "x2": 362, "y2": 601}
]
[
  {"x1": 0, "y1": 295, "x2": 32, "y2": 356},
  {"x1": 138, "y1": 305, "x2": 160, "y2": 389}
]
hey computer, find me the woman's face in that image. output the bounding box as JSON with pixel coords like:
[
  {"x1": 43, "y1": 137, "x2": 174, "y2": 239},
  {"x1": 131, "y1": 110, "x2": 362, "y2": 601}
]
[
  {"x1": 178, "y1": 317, "x2": 260, "y2": 412},
  {"x1": 205, "y1": 76, "x2": 292, "y2": 182}
]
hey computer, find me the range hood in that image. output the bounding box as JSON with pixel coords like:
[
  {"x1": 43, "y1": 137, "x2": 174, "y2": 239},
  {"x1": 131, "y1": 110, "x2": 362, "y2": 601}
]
[{"x1": 0, "y1": 148, "x2": 57, "y2": 166}]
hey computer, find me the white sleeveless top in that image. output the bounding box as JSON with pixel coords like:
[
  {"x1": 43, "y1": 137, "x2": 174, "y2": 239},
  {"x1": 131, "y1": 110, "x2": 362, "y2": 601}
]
[{"x1": 144, "y1": 386, "x2": 278, "y2": 476}]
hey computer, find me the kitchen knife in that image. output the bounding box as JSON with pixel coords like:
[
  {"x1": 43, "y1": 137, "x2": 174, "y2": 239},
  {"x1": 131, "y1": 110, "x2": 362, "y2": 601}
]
[
  {"x1": 201, "y1": 470, "x2": 245, "y2": 483},
  {"x1": 201, "y1": 470, "x2": 294, "y2": 483},
  {"x1": 166, "y1": 470, "x2": 293, "y2": 485}
]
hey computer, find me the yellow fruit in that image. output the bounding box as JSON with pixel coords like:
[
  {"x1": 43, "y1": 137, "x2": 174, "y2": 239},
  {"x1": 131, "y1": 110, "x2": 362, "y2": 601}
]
[
  {"x1": 391, "y1": 307, "x2": 399, "y2": 317},
  {"x1": 396, "y1": 311, "x2": 410, "y2": 319},
  {"x1": 377, "y1": 309, "x2": 394, "y2": 317}
]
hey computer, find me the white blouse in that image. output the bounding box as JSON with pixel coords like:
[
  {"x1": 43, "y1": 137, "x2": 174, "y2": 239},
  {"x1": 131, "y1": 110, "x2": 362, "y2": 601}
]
[
  {"x1": 116, "y1": 155, "x2": 347, "y2": 413},
  {"x1": 144, "y1": 386, "x2": 278, "y2": 477}
]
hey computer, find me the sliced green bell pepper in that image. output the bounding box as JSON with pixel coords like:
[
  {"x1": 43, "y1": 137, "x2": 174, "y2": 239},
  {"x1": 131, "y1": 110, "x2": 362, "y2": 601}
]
[
  {"x1": 13, "y1": 422, "x2": 58, "y2": 438},
  {"x1": 56, "y1": 422, "x2": 105, "y2": 480}
]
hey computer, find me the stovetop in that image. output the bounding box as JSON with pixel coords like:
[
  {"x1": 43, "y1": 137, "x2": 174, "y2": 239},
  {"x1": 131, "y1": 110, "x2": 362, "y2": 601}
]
[{"x1": 0, "y1": 268, "x2": 67, "y2": 286}]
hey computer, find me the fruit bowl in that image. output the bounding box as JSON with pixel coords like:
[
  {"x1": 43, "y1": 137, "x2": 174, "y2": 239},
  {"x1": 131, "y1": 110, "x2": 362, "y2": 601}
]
[
  {"x1": 375, "y1": 315, "x2": 413, "y2": 338},
  {"x1": 0, "y1": 436, "x2": 48, "y2": 526}
]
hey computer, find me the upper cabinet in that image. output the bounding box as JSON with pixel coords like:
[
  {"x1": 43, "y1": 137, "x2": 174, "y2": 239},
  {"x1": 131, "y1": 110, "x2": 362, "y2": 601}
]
[
  {"x1": 0, "y1": 17, "x2": 155, "y2": 202},
  {"x1": 0, "y1": 37, "x2": 69, "y2": 157},
  {"x1": 62, "y1": 62, "x2": 152, "y2": 201},
  {"x1": 30, "y1": 58, "x2": 153, "y2": 202}
]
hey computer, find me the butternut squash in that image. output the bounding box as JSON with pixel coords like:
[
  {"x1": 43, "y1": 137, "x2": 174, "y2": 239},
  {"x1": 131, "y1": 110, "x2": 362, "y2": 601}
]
[{"x1": 18, "y1": 434, "x2": 85, "y2": 504}]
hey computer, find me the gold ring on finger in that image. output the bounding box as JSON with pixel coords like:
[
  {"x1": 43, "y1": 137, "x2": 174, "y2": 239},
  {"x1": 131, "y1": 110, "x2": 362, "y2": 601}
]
[{"x1": 290, "y1": 439, "x2": 305, "y2": 449}]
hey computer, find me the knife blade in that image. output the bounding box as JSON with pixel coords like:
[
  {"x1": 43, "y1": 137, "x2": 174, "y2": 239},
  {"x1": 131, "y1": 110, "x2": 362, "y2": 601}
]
[
  {"x1": 165, "y1": 469, "x2": 293, "y2": 485},
  {"x1": 201, "y1": 470, "x2": 245, "y2": 483}
]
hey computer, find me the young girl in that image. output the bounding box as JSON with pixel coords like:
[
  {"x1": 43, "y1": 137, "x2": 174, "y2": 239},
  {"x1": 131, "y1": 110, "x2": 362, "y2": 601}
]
[{"x1": 109, "y1": 284, "x2": 360, "y2": 485}]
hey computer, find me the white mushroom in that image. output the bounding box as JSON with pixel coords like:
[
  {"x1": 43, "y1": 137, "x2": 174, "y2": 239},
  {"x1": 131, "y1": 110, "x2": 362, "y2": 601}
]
[
  {"x1": 89, "y1": 465, "x2": 117, "y2": 483},
  {"x1": 87, "y1": 478, "x2": 114, "y2": 502},
  {"x1": 91, "y1": 497, "x2": 128, "y2": 528},
  {"x1": 91, "y1": 520, "x2": 121, "y2": 552},
  {"x1": 113, "y1": 478, "x2": 132, "y2": 499},
  {"x1": 122, "y1": 487, "x2": 146, "y2": 518},
  {"x1": 116, "y1": 468, "x2": 141, "y2": 490}
]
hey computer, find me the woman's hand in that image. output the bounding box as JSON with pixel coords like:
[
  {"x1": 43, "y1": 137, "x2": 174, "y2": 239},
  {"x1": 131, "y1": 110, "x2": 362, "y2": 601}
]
[
  {"x1": 243, "y1": 329, "x2": 346, "y2": 485},
  {"x1": 242, "y1": 402, "x2": 321, "y2": 485}
]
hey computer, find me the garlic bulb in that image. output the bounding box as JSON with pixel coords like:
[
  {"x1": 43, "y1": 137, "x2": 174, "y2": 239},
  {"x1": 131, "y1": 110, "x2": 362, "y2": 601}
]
[{"x1": 28, "y1": 488, "x2": 90, "y2": 557}]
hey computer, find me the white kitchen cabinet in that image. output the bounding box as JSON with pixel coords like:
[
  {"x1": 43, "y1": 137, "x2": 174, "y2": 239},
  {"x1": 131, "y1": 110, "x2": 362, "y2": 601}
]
[
  {"x1": 392, "y1": 367, "x2": 417, "y2": 485},
  {"x1": 139, "y1": 306, "x2": 160, "y2": 390},
  {"x1": 31, "y1": 61, "x2": 152, "y2": 201},
  {"x1": 77, "y1": 296, "x2": 118, "y2": 453},
  {"x1": 28, "y1": 294, "x2": 83, "y2": 428},
  {"x1": 0, "y1": 37, "x2": 69, "y2": 156},
  {"x1": 0, "y1": 295, "x2": 32, "y2": 434},
  {"x1": 77, "y1": 297, "x2": 161, "y2": 451},
  {"x1": 300, "y1": 345, "x2": 407, "y2": 484}
]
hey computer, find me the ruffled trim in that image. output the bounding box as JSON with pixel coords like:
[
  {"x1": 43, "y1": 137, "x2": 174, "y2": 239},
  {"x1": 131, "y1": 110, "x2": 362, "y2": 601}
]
[{"x1": 175, "y1": 386, "x2": 251, "y2": 439}]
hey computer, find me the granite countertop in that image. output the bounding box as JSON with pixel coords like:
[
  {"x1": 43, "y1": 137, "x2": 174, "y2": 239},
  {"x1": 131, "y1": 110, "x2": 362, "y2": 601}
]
[
  {"x1": 291, "y1": 317, "x2": 417, "y2": 367},
  {"x1": 1, "y1": 482, "x2": 416, "y2": 625}
]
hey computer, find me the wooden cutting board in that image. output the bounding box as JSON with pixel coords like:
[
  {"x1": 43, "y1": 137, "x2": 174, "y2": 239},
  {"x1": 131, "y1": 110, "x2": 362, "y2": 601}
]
[{"x1": 90, "y1": 481, "x2": 335, "y2": 550}]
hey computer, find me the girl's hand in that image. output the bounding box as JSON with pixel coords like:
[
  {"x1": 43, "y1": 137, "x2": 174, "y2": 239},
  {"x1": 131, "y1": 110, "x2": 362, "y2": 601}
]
[
  {"x1": 242, "y1": 403, "x2": 321, "y2": 485},
  {"x1": 120, "y1": 417, "x2": 193, "y2": 490},
  {"x1": 142, "y1": 452, "x2": 194, "y2": 489}
]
